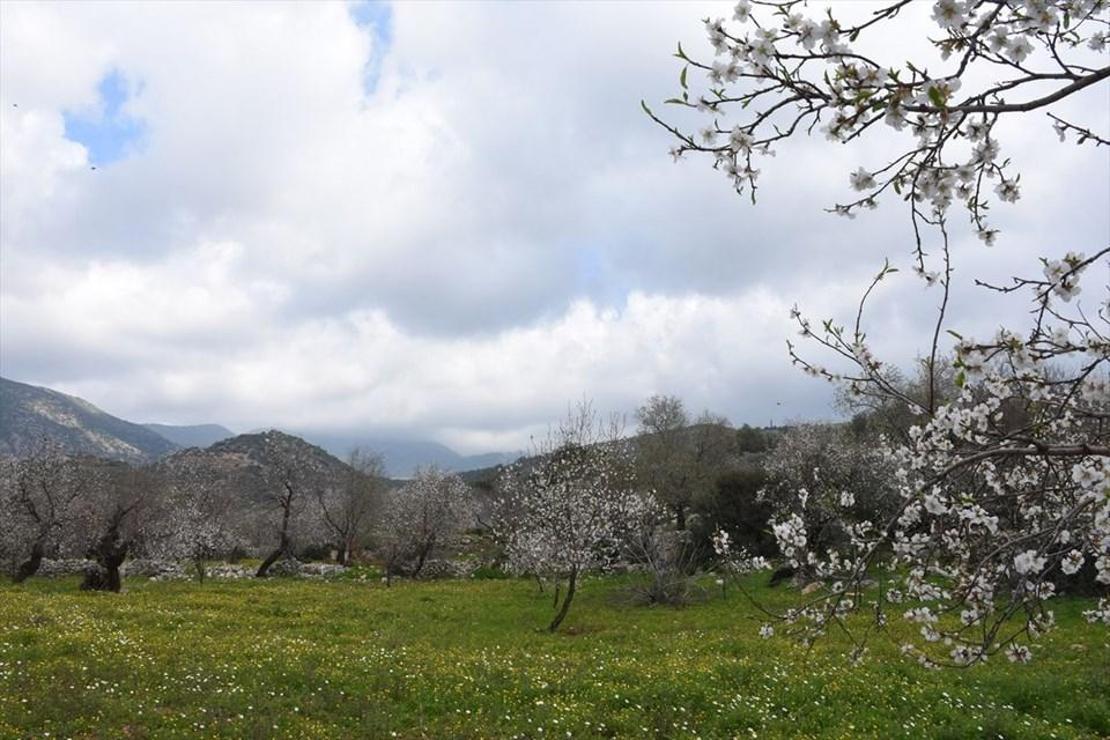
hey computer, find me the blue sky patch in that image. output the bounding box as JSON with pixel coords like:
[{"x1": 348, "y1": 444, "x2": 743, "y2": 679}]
[
  {"x1": 348, "y1": 1, "x2": 393, "y2": 95},
  {"x1": 63, "y1": 70, "x2": 145, "y2": 166}
]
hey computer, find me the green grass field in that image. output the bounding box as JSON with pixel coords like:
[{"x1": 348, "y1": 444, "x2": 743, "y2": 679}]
[{"x1": 1, "y1": 573, "x2": 1107, "y2": 738}]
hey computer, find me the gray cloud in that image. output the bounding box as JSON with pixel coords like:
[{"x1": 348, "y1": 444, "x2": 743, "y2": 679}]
[{"x1": 0, "y1": 1, "x2": 1106, "y2": 454}]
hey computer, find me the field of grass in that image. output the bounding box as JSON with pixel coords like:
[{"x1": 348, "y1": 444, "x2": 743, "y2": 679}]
[{"x1": 1, "y1": 573, "x2": 1107, "y2": 738}]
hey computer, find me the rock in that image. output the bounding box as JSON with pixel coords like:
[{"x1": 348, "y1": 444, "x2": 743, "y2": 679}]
[
  {"x1": 206, "y1": 564, "x2": 252, "y2": 580},
  {"x1": 264, "y1": 559, "x2": 345, "y2": 579},
  {"x1": 299, "y1": 562, "x2": 346, "y2": 579},
  {"x1": 267, "y1": 558, "x2": 305, "y2": 577},
  {"x1": 121, "y1": 559, "x2": 187, "y2": 580},
  {"x1": 37, "y1": 559, "x2": 96, "y2": 577}
]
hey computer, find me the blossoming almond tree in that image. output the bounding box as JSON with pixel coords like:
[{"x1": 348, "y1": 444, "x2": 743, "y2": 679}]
[
  {"x1": 251, "y1": 431, "x2": 333, "y2": 578},
  {"x1": 70, "y1": 461, "x2": 159, "y2": 593},
  {"x1": 648, "y1": 0, "x2": 1109, "y2": 664},
  {"x1": 148, "y1": 460, "x2": 243, "y2": 582},
  {"x1": 377, "y1": 466, "x2": 475, "y2": 583},
  {"x1": 0, "y1": 440, "x2": 87, "y2": 582},
  {"x1": 495, "y1": 401, "x2": 654, "y2": 631}
]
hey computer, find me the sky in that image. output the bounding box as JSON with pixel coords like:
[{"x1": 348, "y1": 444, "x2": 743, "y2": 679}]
[{"x1": 1, "y1": 1, "x2": 1107, "y2": 454}]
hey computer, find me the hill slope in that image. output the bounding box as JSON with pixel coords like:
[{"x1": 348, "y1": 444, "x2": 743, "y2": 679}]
[
  {"x1": 0, "y1": 377, "x2": 178, "y2": 463},
  {"x1": 157, "y1": 429, "x2": 358, "y2": 501},
  {"x1": 142, "y1": 422, "x2": 234, "y2": 449},
  {"x1": 291, "y1": 432, "x2": 519, "y2": 478}
]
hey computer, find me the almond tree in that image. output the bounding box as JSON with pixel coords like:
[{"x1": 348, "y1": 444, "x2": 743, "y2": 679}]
[
  {"x1": 148, "y1": 461, "x2": 242, "y2": 582},
  {"x1": 495, "y1": 402, "x2": 654, "y2": 631},
  {"x1": 377, "y1": 466, "x2": 474, "y2": 582},
  {"x1": 71, "y1": 461, "x2": 159, "y2": 592},
  {"x1": 252, "y1": 432, "x2": 332, "y2": 578},
  {"x1": 317, "y1": 448, "x2": 384, "y2": 565},
  {"x1": 0, "y1": 440, "x2": 87, "y2": 582},
  {"x1": 648, "y1": 0, "x2": 1109, "y2": 663},
  {"x1": 761, "y1": 423, "x2": 896, "y2": 582}
]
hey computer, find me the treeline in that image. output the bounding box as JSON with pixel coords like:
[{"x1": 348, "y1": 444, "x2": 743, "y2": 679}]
[
  {"x1": 0, "y1": 431, "x2": 479, "y2": 590},
  {"x1": 5, "y1": 388, "x2": 1019, "y2": 633}
]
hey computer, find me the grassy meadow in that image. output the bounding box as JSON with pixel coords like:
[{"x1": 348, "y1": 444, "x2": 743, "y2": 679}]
[{"x1": 0, "y1": 573, "x2": 1107, "y2": 739}]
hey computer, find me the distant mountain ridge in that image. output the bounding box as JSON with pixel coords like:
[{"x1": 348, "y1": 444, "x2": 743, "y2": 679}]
[
  {"x1": 297, "y1": 432, "x2": 520, "y2": 478},
  {"x1": 0, "y1": 376, "x2": 517, "y2": 475},
  {"x1": 0, "y1": 376, "x2": 178, "y2": 463},
  {"x1": 142, "y1": 422, "x2": 234, "y2": 449}
]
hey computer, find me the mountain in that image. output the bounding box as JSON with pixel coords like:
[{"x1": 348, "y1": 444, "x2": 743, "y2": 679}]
[
  {"x1": 296, "y1": 432, "x2": 520, "y2": 478},
  {"x1": 142, "y1": 422, "x2": 234, "y2": 449},
  {"x1": 157, "y1": 429, "x2": 358, "y2": 501},
  {"x1": 0, "y1": 376, "x2": 178, "y2": 463},
  {"x1": 0, "y1": 376, "x2": 515, "y2": 474}
]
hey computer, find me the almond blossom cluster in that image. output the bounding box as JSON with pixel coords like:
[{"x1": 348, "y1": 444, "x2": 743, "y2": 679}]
[
  {"x1": 647, "y1": 0, "x2": 1109, "y2": 267},
  {"x1": 651, "y1": 0, "x2": 1109, "y2": 663}
]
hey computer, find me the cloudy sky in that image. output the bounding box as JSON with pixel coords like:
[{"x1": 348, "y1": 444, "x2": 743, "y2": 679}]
[{"x1": 1, "y1": 1, "x2": 1106, "y2": 454}]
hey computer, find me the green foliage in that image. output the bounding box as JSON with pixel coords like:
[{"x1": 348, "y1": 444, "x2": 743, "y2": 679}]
[
  {"x1": 735, "y1": 424, "x2": 770, "y2": 453},
  {"x1": 690, "y1": 468, "x2": 777, "y2": 562},
  {"x1": 1, "y1": 576, "x2": 1106, "y2": 738}
]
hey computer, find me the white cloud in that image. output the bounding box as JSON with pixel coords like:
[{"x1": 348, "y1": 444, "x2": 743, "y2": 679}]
[{"x1": 1, "y1": 1, "x2": 1106, "y2": 453}]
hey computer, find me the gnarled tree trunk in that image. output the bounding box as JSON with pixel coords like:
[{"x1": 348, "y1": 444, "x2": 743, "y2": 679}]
[
  {"x1": 82, "y1": 512, "x2": 130, "y2": 592},
  {"x1": 411, "y1": 538, "x2": 435, "y2": 578},
  {"x1": 257, "y1": 494, "x2": 294, "y2": 578},
  {"x1": 256, "y1": 536, "x2": 288, "y2": 578},
  {"x1": 13, "y1": 539, "x2": 45, "y2": 584}
]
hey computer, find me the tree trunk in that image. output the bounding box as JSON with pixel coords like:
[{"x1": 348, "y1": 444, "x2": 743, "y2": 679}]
[
  {"x1": 82, "y1": 512, "x2": 130, "y2": 592},
  {"x1": 337, "y1": 540, "x2": 353, "y2": 566},
  {"x1": 257, "y1": 509, "x2": 292, "y2": 578},
  {"x1": 675, "y1": 503, "x2": 687, "y2": 531},
  {"x1": 552, "y1": 581, "x2": 562, "y2": 609},
  {"x1": 548, "y1": 567, "x2": 578, "y2": 633},
  {"x1": 103, "y1": 548, "x2": 125, "y2": 593},
  {"x1": 13, "y1": 540, "x2": 45, "y2": 584},
  {"x1": 412, "y1": 542, "x2": 433, "y2": 578},
  {"x1": 256, "y1": 545, "x2": 285, "y2": 578},
  {"x1": 194, "y1": 559, "x2": 206, "y2": 583}
]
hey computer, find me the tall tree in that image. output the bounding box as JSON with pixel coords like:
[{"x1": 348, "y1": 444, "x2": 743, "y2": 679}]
[
  {"x1": 636, "y1": 395, "x2": 693, "y2": 528},
  {"x1": 317, "y1": 448, "x2": 384, "y2": 566},
  {"x1": 252, "y1": 432, "x2": 331, "y2": 578}
]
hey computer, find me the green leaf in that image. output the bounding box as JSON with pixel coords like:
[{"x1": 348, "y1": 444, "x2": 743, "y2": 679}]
[
  {"x1": 680, "y1": 66, "x2": 688, "y2": 89},
  {"x1": 954, "y1": 370, "x2": 966, "y2": 388},
  {"x1": 641, "y1": 100, "x2": 654, "y2": 117},
  {"x1": 664, "y1": 98, "x2": 685, "y2": 105},
  {"x1": 675, "y1": 42, "x2": 688, "y2": 60},
  {"x1": 927, "y1": 86, "x2": 945, "y2": 108}
]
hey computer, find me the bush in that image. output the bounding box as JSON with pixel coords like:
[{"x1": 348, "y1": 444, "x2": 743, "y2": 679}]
[
  {"x1": 469, "y1": 565, "x2": 509, "y2": 580},
  {"x1": 689, "y1": 468, "x2": 775, "y2": 566}
]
